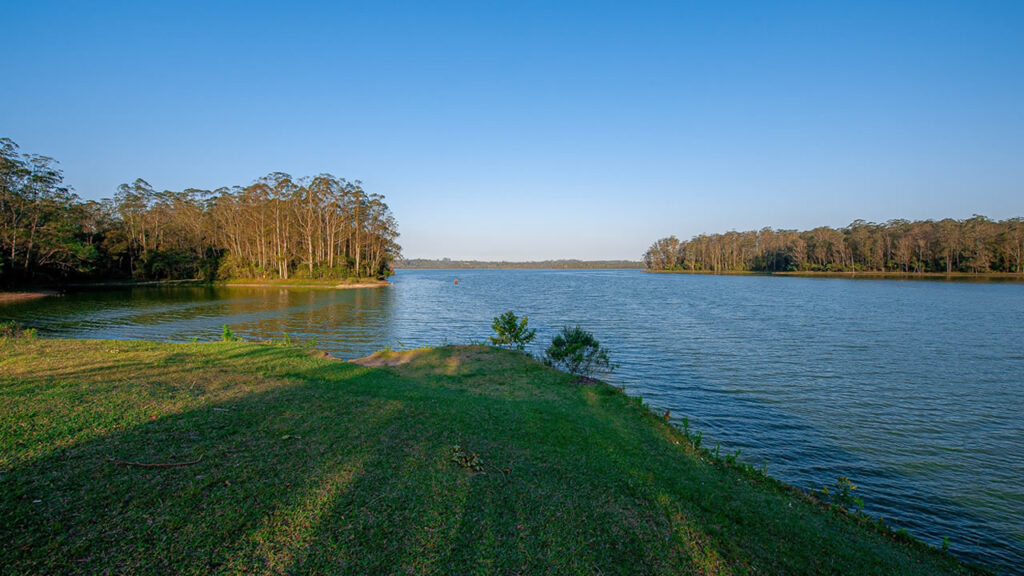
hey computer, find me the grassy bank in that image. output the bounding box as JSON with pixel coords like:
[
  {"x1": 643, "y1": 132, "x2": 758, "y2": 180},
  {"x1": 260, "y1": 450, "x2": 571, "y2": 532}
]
[{"x1": 0, "y1": 339, "x2": 986, "y2": 575}]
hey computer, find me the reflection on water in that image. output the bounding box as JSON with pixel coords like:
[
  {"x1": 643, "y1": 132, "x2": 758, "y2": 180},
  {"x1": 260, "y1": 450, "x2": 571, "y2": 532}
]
[
  {"x1": 3, "y1": 270, "x2": 1023, "y2": 574},
  {"x1": 3, "y1": 285, "x2": 396, "y2": 356}
]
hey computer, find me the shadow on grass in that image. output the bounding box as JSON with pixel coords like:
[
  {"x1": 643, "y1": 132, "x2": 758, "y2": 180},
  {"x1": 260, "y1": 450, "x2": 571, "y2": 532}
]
[
  {"x1": 0, "y1": 342, "x2": 982, "y2": 575},
  {"x1": 1, "y1": 343, "x2": 699, "y2": 575},
  {"x1": 1, "y1": 346, "x2": 409, "y2": 574}
]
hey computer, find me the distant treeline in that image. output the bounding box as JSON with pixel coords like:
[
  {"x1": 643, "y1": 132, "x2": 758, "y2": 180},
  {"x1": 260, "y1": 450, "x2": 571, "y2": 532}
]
[
  {"x1": 644, "y1": 217, "x2": 1024, "y2": 274},
  {"x1": 0, "y1": 137, "x2": 400, "y2": 287},
  {"x1": 397, "y1": 258, "x2": 644, "y2": 270}
]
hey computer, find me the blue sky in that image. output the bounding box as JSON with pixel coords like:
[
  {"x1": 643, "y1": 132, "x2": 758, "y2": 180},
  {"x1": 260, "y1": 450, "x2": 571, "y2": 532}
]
[{"x1": 3, "y1": 1, "x2": 1022, "y2": 260}]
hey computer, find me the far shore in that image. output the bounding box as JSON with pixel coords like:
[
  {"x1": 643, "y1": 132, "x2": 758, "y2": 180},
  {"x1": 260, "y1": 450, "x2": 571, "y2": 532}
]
[{"x1": 646, "y1": 269, "x2": 1024, "y2": 281}]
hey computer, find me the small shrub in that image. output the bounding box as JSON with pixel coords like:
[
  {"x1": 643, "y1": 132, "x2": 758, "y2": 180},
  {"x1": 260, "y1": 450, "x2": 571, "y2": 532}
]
[
  {"x1": 544, "y1": 325, "x2": 614, "y2": 377},
  {"x1": 0, "y1": 321, "x2": 36, "y2": 339},
  {"x1": 489, "y1": 311, "x2": 537, "y2": 351},
  {"x1": 450, "y1": 445, "x2": 484, "y2": 472},
  {"x1": 269, "y1": 333, "x2": 319, "y2": 349},
  {"x1": 221, "y1": 325, "x2": 240, "y2": 342},
  {"x1": 820, "y1": 475, "x2": 864, "y2": 513}
]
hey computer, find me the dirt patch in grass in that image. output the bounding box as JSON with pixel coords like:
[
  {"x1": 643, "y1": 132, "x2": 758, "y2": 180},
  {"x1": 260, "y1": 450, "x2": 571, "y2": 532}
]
[
  {"x1": 445, "y1": 345, "x2": 493, "y2": 362},
  {"x1": 334, "y1": 278, "x2": 392, "y2": 288},
  {"x1": 349, "y1": 349, "x2": 432, "y2": 367},
  {"x1": 350, "y1": 345, "x2": 492, "y2": 369}
]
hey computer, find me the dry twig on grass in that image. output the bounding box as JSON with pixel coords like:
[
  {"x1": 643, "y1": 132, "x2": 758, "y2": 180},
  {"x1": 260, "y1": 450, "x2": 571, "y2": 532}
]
[{"x1": 106, "y1": 455, "x2": 203, "y2": 468}]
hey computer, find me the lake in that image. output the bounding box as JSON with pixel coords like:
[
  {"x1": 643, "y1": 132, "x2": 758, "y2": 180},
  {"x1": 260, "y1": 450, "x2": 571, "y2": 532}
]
[{"x1": 3, "y1": 269, "x2": 1022, "y2": 573}]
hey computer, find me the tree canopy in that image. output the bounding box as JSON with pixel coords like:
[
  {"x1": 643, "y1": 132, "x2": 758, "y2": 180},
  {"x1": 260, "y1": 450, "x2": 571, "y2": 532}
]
[
  {"x1": 644, "y1": 217, "x2": 1024, "y2": 275},
  {"x1": 0, "y1": 138, "x2": 400, "y2": 287}
]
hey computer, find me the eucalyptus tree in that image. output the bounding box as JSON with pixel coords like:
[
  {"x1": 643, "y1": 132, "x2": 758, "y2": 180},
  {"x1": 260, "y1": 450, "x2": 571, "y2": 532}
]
[
  {"x1": 644, "y1": 217, "x2": 1024, "y2": 274},
  {"x1": 1, "y1": 137, "x2": 404, "y2": 285},
  {"x1": 643, "y1": 236, "x2": 683, "y2": 270},
  {"x1": 113, "y1": 178, "x2": 156, "y2": 276},
  {"x1": 1002, "y1": 218, "x2": 1024, "y2": 274},
  {"x1": 298, "y1": 175, "x2": 329, "y2": 276},
  {"x1": 1, "y1": 138, "x2": 94, "y2": 282},
  {"x1": 361, "y1": 193, "x2": 396, "y2": 277}
]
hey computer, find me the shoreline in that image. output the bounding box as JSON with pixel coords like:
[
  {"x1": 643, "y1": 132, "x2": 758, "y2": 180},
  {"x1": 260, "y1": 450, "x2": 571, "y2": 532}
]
[
  {"x1": 0, "y1": 290, "x2": 58, "y2": 304},
  {"x1": 216, "y1": 280, "x2": 391, "y2": 289},
  {"x1": 58, "y1": 278, "x2": 393, "y2": 290}
]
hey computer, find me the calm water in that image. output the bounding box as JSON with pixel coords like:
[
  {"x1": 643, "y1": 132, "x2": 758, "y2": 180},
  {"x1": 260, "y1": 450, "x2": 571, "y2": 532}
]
[{"x1": 3, "y1": 270, "x2": 1023, "y2": 573}]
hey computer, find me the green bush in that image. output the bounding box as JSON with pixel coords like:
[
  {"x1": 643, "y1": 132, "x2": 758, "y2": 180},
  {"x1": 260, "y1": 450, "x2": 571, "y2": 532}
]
[
  {"x1": 0, "y1": 321, "x2": 36, "y2": 339},
  {"x1": 544, "y1": 325, "x2": 614, "y2": 377},
  {"x1": 489, "y1": 311, "x2": 536, "y2": 351},
  {"x1": 820, "y1": 476, "x2": 865, "y2": 513}
]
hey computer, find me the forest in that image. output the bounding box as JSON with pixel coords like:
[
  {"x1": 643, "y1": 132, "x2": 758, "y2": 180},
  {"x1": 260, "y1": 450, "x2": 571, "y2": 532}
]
[
  {"x1": 0, "y1": 138, "x2": 400, "y2": 287},
  {"x1": 644, "y1": 217, "x2": 1024, "y2": 274}
]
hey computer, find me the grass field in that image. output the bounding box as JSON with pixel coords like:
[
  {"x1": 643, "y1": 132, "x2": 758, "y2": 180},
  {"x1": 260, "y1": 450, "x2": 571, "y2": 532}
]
[{"x1": 0, "y1": 338, "x2": 987, "y2": 575}]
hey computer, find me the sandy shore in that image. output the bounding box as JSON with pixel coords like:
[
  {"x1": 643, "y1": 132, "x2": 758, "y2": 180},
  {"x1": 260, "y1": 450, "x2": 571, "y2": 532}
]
[
  {"x1": 219, "y1": 281, "x2": 391, "y2": 289},
  {"x1": 0, "y1": 290, "x2": 57, "y2": 304}
]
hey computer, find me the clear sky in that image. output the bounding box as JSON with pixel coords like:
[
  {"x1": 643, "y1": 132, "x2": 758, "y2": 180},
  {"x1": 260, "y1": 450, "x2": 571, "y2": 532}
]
[{"x1": 3, "y1": 1, "x2": 1023, "y2": 260}]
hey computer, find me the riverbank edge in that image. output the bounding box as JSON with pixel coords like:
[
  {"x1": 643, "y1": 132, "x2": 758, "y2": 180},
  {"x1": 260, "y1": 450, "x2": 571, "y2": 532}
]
[
  {"x1": 216, "y1": 279, "x2": 391, "y2": 289},
  {"x1": 1, "y1": 279, "x2": 389, "y2": 304},
  {"x1": 0, "y1": 290, "x2": 58, "y2": 305},
  {"x1": 49, "y1": 278, "x2": 392, "y2": 290},
  {"x1": 645, "y1": 269, "x2": 1024, "y2": 281},
  {"x1": 0, "y1": 337, "x2": 992, "y2": 575}
]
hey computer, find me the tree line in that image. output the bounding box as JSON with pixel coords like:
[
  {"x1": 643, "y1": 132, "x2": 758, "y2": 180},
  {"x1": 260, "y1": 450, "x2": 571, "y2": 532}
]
[
  {"x1": 1, "y1": 137, "x2": 400, "y2": 287},
  {"x1": 644, "y1": 217, "x2": 1024, "y2": 274}
]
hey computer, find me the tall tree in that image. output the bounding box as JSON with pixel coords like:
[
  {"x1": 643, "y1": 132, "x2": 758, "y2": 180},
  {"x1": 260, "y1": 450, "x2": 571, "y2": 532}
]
[{"x1": 644, "y1": 217, "x2": 1023, "y2": 275}]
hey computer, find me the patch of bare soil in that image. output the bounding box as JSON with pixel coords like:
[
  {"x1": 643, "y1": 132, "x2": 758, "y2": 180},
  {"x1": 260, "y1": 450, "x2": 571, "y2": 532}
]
[
  {"x1": 445, "y1": 345, "x2": 492, "y2": 362},
  {"x1": 219, "y1": 281, "x2": 389, "y2": 289},
  {"x1": 333, "y1": 282, "x2": 391, "y2": 289},
  {"x1": 0, "y1": 291, "x2": 57, "y2": 304},
  {"x1": 348, "y1": 345, "x2": 492, "y2": 369},
  {"x1": 349, "y1": 349, "x2": 431, "y2": 367}
]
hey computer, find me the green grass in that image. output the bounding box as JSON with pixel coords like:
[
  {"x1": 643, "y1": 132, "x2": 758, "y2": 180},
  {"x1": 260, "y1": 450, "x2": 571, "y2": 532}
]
[{"x1": 0, "y1": 339, "x2": 987, "y2": 575}]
